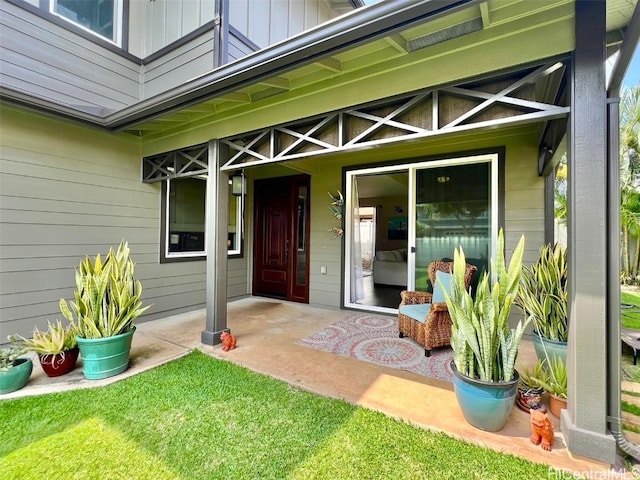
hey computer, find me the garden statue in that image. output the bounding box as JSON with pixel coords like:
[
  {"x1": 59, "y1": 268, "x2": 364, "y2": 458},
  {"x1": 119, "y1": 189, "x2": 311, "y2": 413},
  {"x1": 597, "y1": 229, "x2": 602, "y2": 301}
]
[
  {"x1": 530, "y1": 409, "x2": 554, "y2": 451},
  {"x1": 220, "y1": 331, "x2": 237, "y2": 351}
]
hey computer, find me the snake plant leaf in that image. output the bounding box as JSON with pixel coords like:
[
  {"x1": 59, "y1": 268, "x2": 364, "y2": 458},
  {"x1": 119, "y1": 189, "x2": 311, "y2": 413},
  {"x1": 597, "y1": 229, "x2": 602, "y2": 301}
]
[
  {"x1": 444, "y1": 229, "x2": 530, "y2": 382},
  {"x1": 58, "y1": 241, "x2": 151, "y2": 339}
]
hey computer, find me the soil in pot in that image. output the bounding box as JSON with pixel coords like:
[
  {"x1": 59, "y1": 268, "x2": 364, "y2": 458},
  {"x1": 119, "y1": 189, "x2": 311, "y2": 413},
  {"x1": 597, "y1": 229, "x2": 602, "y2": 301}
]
[{"x1": 38, "y1": 347, "x2": 79, "y2": 377}]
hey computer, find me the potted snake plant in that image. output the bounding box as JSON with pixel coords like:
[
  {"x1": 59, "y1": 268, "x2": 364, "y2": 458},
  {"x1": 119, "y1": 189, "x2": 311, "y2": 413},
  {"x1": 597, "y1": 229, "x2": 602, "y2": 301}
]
[
  {"x1": 60, "y1": 241, "x2": 150, "y2": 380},
  {"x1": 441, "y1": 229, "x2": 532, "y2": 431},
  {"x1": 10, "y1": 320, "x2": 79, "y2": 377},
  {"x1": 515, "y1": 243, "x2": 568, "y2": 365}
]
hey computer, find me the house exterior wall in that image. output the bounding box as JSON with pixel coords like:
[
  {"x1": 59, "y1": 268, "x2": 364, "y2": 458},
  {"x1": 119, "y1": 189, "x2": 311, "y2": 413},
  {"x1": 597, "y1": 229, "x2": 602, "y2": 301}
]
[
  {"x1": 0, "y1": 0, "x2": 344, "y2": 116},
  {"x1": 0, "y1": 0, "x2": 140, "y2": 115},
  {"x1": 235, "y1": 126, "x2": 544, "y2": 311},
  {"x1": 128, "y1": 0, "x2": 216, "y2": 58},
  {"x1": 0, "y1": 105, "x2": 243, "y2": 343},
  {"x1": 141, "y1": 30, "x2": 217, "y2": 99},
  {"x1": 229, "y1": 0, "x2": 336, "y2": 49}
]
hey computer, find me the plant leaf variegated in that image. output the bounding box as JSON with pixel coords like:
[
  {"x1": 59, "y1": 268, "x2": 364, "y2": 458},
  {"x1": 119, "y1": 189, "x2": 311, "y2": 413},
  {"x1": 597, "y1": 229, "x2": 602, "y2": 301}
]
[
  {"x1": 9, "y1": 319, "x2": 77, "y2": 356},
  {"x1": 60, "y1": 241, "x2": 151, "y2": 339},
  {"x1": 441, "y1": 229, "x2": 532, "y2": 382},
  {"x1": 515, "y1": 243, "x2": 567, "y2": 342}
]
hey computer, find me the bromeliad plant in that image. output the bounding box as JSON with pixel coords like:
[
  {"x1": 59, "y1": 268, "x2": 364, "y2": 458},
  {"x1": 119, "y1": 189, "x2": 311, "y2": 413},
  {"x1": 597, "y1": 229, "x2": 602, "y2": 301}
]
[
  {"x1": 515, "y1": 243, "x2": 568, "y2": 342},
  {"x1": 60, "y1": 241, "x2": 150, "y2": 339},
  {"x1": 442, "y1": 229, "x2": 532, "y2": 382},
  {"x1": 9, "y1": 320, "x2": 77, "y2": 356}
]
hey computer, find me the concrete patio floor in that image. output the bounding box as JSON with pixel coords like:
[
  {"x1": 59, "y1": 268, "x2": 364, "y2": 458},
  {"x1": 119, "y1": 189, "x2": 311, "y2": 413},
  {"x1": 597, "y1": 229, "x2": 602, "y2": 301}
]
[{"x1": 2, "y1": 297, "x2": 629, "y2": 478}]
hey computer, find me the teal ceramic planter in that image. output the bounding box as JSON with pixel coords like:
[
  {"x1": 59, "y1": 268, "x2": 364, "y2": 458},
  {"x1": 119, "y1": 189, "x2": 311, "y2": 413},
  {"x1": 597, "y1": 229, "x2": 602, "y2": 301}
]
[
  {"x1": 532, "y1": 333, "x2": 567, "y2": 365},
  {"x1": 0, "y1": 358, "x2": 33, "y2": 394},
  {"x1": 451, "y1": 360, "x2": 518, "y2": 432},
  {"x1": 76, "y1": 328, "x2": 135, "y2": 380}
]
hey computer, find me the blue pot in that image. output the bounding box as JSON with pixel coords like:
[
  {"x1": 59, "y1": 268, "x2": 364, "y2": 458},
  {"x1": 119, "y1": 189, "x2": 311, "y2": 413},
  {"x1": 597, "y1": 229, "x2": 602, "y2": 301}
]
[
  {"x1": 451, "y1": 360, "x2": 518, "y2": 432},
  {"x1": 532, "y1": 332, "x2": 567, "y2": 365},
  {"x1": 0, "y1": 358, "x2": 33, "y2": 394},
  {"x1": 76, "y1": 328, "x2": 135, "y2": 380}
]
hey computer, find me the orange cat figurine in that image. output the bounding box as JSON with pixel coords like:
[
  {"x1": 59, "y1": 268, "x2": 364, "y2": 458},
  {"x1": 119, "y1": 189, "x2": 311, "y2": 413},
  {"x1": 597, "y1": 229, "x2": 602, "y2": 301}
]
[
  {"x1": 220, "y1": 331, "x2": 237, "y2": 351},
  {"x1": 530, "y1": 409, "x2": 554, "y2": 451}
]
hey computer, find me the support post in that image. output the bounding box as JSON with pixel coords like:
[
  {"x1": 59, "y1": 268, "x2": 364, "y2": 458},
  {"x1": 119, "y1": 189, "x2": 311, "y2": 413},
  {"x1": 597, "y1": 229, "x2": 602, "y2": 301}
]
[
  {"x1": 560, "y1": 0, "x2": 617, "y2": 463},
  {"x1": 201, "y1": 139, "x2": 230, "y2": 345}
]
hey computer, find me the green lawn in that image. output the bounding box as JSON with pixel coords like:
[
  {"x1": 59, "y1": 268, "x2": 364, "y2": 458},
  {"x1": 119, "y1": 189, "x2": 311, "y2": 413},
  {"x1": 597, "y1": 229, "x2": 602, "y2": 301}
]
[
  {"x1": 0, "y1": 350, "x2": 557, "y2": 479},
  {"x1": 622, "y1": 290, "x2": 640, "y2": 330}
]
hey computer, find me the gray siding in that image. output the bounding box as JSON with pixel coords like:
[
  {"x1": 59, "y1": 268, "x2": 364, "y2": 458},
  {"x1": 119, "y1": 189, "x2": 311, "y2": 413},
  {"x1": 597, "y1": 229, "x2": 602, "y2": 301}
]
[
  {"x1": 229, "y1": 0, "x2": 338, "y2": 49},
  {"x1": 0, "y1": 105, "x2": 210, "y2": 341},
  {"x1": 142, "y1": 30, "x2": 216, "y2": 99},
  {"x1": 1, "y1": 0, "x2": 345, "y2": 118},
  {"x1": 0, "y1": 1, "x2": 140, "y2": 114},
  {"x1": 129, "y1": 0, "x2": 216, "y2": 58},
  {"x1": 227, "y1": 29, "x2": 259, "y2": 63}
]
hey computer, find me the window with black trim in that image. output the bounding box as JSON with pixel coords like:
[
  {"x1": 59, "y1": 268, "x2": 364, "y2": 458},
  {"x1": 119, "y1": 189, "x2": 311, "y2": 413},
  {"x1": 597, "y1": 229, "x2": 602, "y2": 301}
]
[
  {"x1": 50, "y1": 0, "x2": 123, "y2": 45},
  {"x1": 165, "y1": 177, "x2": 206, "y2": 258},
  {"x1": 145, "y1": 145, "x2": 243, "y2": 263}
]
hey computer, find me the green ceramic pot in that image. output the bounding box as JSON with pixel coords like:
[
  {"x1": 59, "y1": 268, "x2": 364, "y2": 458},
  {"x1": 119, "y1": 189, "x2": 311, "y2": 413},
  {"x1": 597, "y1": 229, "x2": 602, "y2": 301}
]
[
  {"x1": 76, "y1": 328, "x2": 135, "y2": 380},
  {"x1": 532, "y1": 332, "x2": 567, "y2": 365},
  {"x1": 0, "y1": 358, "x2": 33, "y2": 394}
]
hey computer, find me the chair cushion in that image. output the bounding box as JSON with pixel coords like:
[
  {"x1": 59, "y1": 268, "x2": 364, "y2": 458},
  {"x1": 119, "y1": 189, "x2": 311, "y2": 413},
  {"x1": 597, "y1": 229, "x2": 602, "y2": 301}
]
[
  {"x1": 398, "y1": 303, "x2": 431, "y2": 323},
  {"x1": 432, "y1": 270, "x2": 453, "y2": 303}
]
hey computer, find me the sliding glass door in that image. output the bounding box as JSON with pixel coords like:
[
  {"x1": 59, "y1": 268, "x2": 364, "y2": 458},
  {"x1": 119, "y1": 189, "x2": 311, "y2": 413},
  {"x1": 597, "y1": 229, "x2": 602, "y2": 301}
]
[
  {"x1": 344, "y1": 154, "x2": 498, "y2": 313},
  {"x1": 413, "y1": 158, "x2": 495, "y2": 293}
]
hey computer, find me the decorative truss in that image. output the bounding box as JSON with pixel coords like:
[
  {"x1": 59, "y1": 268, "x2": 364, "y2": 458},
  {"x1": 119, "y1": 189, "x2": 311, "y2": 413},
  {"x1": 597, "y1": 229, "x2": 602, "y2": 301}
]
[
  {"x1": 143, "y1": 143, "x2": 208, "y2": 183},
  {"x1": 221, "y1": 62, "x2": 569, "y2": 171}
]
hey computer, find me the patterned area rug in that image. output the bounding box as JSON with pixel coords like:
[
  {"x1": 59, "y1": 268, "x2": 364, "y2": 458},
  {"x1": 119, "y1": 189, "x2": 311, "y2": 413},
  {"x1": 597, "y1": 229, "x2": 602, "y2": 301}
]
[{"x1": 297, "y1": 314, "x2": 453, "y2": 382}]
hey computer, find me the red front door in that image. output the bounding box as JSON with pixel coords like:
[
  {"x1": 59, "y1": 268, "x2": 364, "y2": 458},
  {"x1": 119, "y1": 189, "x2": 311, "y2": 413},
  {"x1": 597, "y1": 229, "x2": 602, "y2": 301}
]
[{"x1": 253, "y1": 175, "x2": 310, "y2": 303}]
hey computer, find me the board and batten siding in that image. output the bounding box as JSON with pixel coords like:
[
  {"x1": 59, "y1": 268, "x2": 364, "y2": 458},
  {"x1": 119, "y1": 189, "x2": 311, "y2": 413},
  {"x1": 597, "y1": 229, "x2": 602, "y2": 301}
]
[
  {"x1": 229, "y1": 0, "x2": 337, "y2": 49},
  {"x1": 0, "y1": 1, "x2": 140, "y2": 114},
  {"x1": 129, "y1": 0, "x2": 215, "y2": 58},
  {"x1": 0, "y1": 105, "x2": 214, "y2": 343}
]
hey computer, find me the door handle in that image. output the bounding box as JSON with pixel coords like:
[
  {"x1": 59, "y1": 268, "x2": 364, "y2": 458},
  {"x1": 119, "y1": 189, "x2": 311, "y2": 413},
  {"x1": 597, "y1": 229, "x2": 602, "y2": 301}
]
[{"x1": 410, "y1": 246, "x2": 416, "y2": 253}]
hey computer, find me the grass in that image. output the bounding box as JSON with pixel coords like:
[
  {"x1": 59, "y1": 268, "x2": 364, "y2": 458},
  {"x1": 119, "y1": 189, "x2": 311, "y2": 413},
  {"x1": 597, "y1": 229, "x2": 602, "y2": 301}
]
[
  {"x1": 0, "y1": 350, "x2": 557, "y2": 480},
  {"x1": 622, "y1": 400, "x2": 640, "y2": 417},
  {"x1": 622, "y1": 290, "x2": 640, "y2": 330}
]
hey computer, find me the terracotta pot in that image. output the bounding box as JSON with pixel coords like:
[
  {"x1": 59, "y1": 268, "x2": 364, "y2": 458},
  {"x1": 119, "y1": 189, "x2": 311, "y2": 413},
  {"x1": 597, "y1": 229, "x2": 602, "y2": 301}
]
[
  {"x1": 548, "y1": 393, "x2": 567, "y2": 418},
  {"x1": 38, "y1": 347, "x2": 79, "y2": 377}
]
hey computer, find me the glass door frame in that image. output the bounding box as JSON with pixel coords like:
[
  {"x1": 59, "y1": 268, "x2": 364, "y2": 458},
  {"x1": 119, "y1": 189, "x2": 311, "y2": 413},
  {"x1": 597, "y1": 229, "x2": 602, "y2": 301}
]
[{"x1": 343, "y1": 153, "x2": 499, "y2": 314}]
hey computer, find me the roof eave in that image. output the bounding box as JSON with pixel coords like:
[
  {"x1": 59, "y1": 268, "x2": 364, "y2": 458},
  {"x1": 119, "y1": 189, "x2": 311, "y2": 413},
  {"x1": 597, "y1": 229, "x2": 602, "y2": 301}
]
[{"x1": 107, "y1": 0, "x2": 480, "y2": 131}]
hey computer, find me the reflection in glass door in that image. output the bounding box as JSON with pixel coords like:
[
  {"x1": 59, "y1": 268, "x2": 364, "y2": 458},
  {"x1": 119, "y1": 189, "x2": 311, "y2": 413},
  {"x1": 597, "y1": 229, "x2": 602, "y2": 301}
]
[
  {"x1": 344, "y1": 154, "x2": 497, "y2": 313},
  {"x1": 413, "y1": 158, "x2": 495, "y2": 292}
]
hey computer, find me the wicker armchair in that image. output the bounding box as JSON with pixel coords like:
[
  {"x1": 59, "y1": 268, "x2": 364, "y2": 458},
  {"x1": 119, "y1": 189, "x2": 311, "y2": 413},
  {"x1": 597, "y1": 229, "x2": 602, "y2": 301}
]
[{"x1": 398, "y1": 260, "x2": 477, "y2": 356}]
